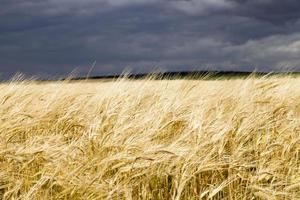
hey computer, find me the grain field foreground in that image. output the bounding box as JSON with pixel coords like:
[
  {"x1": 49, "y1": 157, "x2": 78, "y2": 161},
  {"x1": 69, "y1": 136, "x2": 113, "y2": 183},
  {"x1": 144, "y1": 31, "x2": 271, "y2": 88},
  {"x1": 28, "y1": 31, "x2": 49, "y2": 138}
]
[{"x1": 1, "y1": 76, "x2": 300, "y2": 199}]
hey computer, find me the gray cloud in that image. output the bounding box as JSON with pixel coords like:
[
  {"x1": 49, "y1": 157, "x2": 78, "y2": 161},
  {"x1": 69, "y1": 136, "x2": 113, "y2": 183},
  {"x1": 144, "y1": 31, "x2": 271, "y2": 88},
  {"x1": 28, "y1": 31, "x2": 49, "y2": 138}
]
[
  {"x1": 169, "y1": 0, "x2": 234, "y2": 15},
  {"x1": 0, "y1": 0, "x2": 300, "y2": 79},
  {"x1": 228, "y1": 0, "x2": 300, "y2": 24}
]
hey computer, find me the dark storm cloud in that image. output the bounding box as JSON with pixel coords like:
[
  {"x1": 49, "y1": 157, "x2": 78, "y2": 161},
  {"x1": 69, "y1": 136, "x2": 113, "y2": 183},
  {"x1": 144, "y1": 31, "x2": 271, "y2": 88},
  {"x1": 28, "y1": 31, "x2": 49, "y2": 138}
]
[
  {"x1": 0, "y1": 0, "x2": 300, "y2": 79},
  {"x1": 228, "y1": 0, "x2": 300, "y2": 24}
]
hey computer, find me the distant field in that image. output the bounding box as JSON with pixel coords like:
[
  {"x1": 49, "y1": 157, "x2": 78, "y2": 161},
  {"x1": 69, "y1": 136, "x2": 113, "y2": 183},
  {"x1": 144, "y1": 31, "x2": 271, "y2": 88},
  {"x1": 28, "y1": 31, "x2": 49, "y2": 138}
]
[{"x1": 1, "y1": 76, "x2": 300, "y2": 199}]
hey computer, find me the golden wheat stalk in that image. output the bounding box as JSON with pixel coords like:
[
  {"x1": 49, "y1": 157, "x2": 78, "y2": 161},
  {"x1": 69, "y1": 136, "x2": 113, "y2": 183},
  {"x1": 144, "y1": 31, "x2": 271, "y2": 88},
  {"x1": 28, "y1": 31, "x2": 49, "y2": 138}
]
[{"x1": 0, "y1": 75, "x2": 300, "y2": 199}]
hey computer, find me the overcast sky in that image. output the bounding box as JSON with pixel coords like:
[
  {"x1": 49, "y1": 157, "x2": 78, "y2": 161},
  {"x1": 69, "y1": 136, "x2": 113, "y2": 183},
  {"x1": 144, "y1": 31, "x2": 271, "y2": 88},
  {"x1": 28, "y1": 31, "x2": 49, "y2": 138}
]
[{"x1": 1, "y1": 0, "x2": 300, "y2": 79}]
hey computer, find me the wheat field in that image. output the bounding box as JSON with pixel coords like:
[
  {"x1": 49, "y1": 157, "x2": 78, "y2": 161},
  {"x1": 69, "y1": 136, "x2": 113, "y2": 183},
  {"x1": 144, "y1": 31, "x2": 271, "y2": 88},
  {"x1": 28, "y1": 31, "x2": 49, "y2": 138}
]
[{"x1": 0, "y1": 75, "x2": 300, "y2": 199}]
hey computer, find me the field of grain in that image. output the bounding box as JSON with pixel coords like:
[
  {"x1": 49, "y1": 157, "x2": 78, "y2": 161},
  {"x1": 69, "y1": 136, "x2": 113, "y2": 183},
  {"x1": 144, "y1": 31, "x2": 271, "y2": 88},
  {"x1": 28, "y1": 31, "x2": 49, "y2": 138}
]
[{"x1": 1, "y1": 75, "x2": 300, "y2": 199}]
